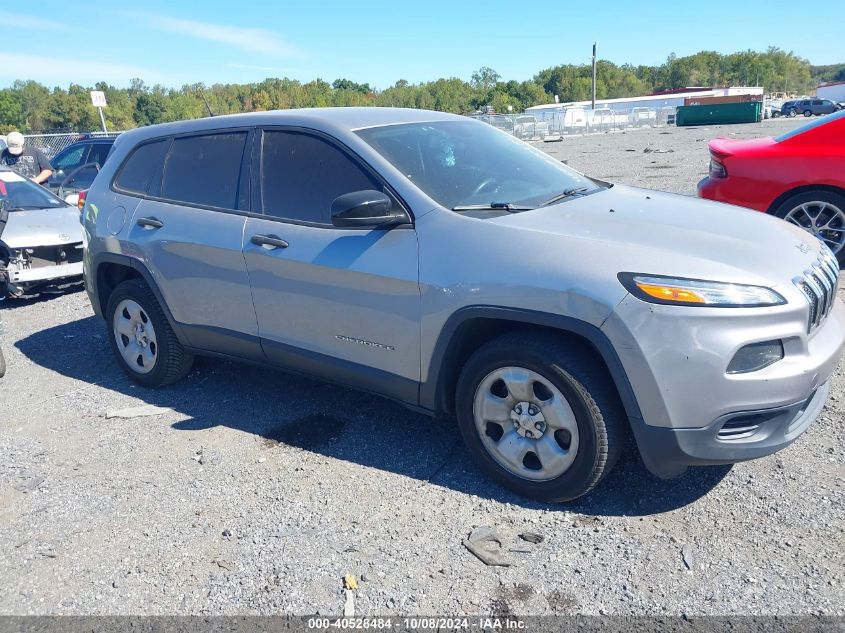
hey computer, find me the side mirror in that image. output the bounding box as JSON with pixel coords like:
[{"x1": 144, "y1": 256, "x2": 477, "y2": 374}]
[{"x1": 331, "y1": 190, "x2": 408, "y2": 228}]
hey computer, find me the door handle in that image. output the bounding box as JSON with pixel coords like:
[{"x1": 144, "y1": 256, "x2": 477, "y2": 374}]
[
  {"x1": 251, "y1": 234, "x2": 289, "y2": 250},
  {"x1": 137, "y1": 217, "x2": 164, "y2": 229}
]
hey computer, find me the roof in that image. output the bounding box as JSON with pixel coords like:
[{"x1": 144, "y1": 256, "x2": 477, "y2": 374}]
[{"x1": 118, "y1": 107, "x2": 463, "y2": 145}]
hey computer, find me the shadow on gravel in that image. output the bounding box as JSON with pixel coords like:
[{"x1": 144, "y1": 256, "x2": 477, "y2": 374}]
[
  {"x1": 16, "y1": 314, "x2": 731, "y2": 516},
  {"x1": 0, "y1": 281, "x2": 85, "y2": 309}
]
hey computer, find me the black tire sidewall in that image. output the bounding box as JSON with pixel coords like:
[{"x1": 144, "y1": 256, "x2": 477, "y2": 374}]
[
  {"x1": 773, "y1": 189, "x2": 845, "y2": 265},
  {"x1": 105, "y1": 280, "x2": 175, "y2": 387},
  {"x1": 455, "y1": 343, "x2": 604, "y2": 501}
]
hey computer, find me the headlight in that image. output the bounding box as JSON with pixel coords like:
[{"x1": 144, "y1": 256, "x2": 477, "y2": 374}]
[{"x1": 618, "y1": 273, "x2": 786, "y2": 307}]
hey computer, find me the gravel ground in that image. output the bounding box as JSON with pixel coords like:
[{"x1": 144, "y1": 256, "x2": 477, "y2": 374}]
[
  {"x1": 1, "y1": 118, "x2": 843, "y2": 617},
  {"x1": 530, "y1": 116, "x2": 807, "y2": 195}
]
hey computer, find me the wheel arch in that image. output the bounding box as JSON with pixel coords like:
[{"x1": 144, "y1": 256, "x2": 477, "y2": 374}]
[
  {"x1": 92, "y1": 253, "x2": 190, "y2": 346},
  {"x1": 421, "y1": 306, "x2": 643, "y2": 423},
  {"x1": 766, "y1": 184, "x2": 845, "y2": 215}
]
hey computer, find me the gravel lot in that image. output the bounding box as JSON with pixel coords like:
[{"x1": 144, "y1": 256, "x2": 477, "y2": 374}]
[{"x1": 1, "y1": 117, "x2": 843, "y2": 617}]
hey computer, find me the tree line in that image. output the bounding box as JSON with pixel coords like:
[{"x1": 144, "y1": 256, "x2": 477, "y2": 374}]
[{"x1": 0, "y1": 47, "x2": 829, "y2": 134}]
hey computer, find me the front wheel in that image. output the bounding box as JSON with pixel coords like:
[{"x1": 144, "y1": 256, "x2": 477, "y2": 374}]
[
  {"x1": 0, "y1": 345, "x2": 6, "y2": 378},
  {"x1": 105, "y1": 279, "x2": 193, "y2": 387},
  {"x1": 773, "y1": 189, "x2": 845, "y2": 265},
  {"x1": 455, "y1": 332, "x2": 626, "y2": 502},
  {"x1": 803, "y1": 110, "x2": 813, "y2": 117},
  {"x1": 788, "y1": 109, "x2": 797, "y2": 118}
]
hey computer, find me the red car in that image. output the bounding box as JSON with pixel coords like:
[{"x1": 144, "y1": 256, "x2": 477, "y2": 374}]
[{"x1": 698, "y1": 110, "x2": 845, "y2": 264}]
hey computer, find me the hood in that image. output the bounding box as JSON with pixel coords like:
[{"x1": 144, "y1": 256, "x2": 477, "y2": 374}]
[
  {"x1": 488, "y1": 184, "x2": 826, "y2": 288},
  {"x1": 708, "y1": 136, "x2": 776, "y2": 158},
  {"x1": 1, "y1": 206, "x2": 83, "y2": 248}
]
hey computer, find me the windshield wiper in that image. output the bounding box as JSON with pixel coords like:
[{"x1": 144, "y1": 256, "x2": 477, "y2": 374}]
[
  {"x1": 452, "y1": 201, "x2": 534, "y2": 212},
  {"x1": 538, "y1": 187, "x2": 594, "y2": 207}
]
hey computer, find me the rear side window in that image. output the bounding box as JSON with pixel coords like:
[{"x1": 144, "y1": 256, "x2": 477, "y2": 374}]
[
  {"x1": 161, "y1": 132, "x2": 247, "y2": 210},
  {"x1": 260, "y1": 130, "x2": 380, "y2": 224},
  {"x1": 114, "y1": 139, "x2": 168, "y2": 195}
]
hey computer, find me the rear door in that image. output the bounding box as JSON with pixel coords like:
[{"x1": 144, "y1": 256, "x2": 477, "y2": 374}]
[
  {"x1": 242, "y1": 128, "x2": 420, "y2": 402},
  {"x1": 125, "y1": 130, "x2": 263, "y2": 359}
]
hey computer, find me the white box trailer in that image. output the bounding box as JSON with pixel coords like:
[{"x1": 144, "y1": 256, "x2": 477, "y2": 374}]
[{"x1": 817, "y1": 82, "x2": 845, "y2": 103}]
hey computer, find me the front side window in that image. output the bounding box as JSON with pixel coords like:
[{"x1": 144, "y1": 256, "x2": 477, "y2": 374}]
[
  {"x1": 52, "y1": 145, "x2": 86, "y2": 170},
  {"x1": 114, "y1": 139, "x2": 169, "y2": 195},
  {"x1": 260, "y1": 130, "x2": 380, "y2": 224},
  {"x1": 160, "y1": 132, "x2": 247, "y2": 210},
  {"x1": 356, "y1": 120, "x2": 599, "y2": 211}
]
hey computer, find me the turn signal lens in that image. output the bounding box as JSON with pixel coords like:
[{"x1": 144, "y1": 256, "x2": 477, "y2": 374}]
[
  {"x1": 634, "y1": 282, "x2": 706, "y2": 304},
  {"x1": 619, "y1": 273, "x2": 787, "y2": 307}
]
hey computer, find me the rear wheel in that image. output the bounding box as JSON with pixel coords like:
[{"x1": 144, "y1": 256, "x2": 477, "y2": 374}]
[
  {"x1": 105, "y1": 279, "x2": 193, "y2": 387},
  {"x1": 455, "y1": 332, "x2": 625, "y2": 502},
  {"x1": 773, "y1": 190, "x2": 845, "y2": 265}
]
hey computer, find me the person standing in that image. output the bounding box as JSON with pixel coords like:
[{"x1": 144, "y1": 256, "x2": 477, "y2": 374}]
[{"x1": 1, "y1": 132, "x2": 53, "y2": 184}]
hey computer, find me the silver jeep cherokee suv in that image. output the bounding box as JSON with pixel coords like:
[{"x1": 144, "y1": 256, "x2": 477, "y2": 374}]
[{"x1": 82, "y1": 108, "x2": 845, "y2": 501}]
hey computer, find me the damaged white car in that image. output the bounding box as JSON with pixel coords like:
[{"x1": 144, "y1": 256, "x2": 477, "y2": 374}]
[{"x1": 0, "y1": 168, "x2": 84, "y2": 297}]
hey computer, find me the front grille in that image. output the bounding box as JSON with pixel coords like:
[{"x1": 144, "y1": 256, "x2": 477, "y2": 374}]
[
  {"x1": 795, "y1": 251, "x2": 840, "y2": 333},
  {"x1": 22, "y1": 243, "x2": 83, "y2": 269}
]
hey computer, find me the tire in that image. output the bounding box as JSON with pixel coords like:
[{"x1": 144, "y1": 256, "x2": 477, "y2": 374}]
[
  {"x1": 455, "y1": 331, "x2": 626, "y2": 502},
  {"x1": 105, "y1": 279, "x2": 193, "y2": 387},
  {"x1": 788, "y1": 109, "x2": 797, "y2": 118},
  {"x1": 772, "y1": 111, "x2": 781, "y2": 118},
  {"x1": 772, "y1": 189, "x2": 845, "y2": 265},
  {"x1": 803, "y1": 110, "x2": 813, "y2": 117},
  {"x1": 0, "y1": 346, "x2": 6, "y2": 378}
]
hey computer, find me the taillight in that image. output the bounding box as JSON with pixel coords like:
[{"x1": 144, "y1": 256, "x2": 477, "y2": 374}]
[
  {"x1": 709, "y1": 157, "x2": 727, "y2": 178},
  {"x1": 77, "y1": 189, "x2": 87, "y2": 210}
]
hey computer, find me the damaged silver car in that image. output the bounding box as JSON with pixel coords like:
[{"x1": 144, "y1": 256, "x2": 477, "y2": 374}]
[{"x1": 0, "y1": 168, "x2": 84, "y2": 298}]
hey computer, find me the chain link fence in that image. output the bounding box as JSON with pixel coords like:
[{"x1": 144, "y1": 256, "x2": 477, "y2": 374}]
[
  {"x1": 22, "y1": 132, "x2": 122, "y2": 160},
  {"x1": 468, "y1": 105, "x2": 677, "y2": 140}
]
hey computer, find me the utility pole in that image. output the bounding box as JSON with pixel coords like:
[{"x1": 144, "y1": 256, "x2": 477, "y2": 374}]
[{"x1": 591, "y1": 42, "x2": 597, "y2": 110}]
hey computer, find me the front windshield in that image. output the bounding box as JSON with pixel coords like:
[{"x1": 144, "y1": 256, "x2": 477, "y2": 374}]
[
  {"x1": 356, "y1": 120, "x2": 601, "y2": 210},
  {"x1": 0, "y1": 170, "x2": 67, "y2": 210},
  {"x1": 775, "y1": 109, "x2": 845, "y2": 142}
]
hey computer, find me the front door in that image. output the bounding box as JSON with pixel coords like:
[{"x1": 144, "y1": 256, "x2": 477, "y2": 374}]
[{"x1": 242, "y1": 129, "x2": 420, "y2": 403}]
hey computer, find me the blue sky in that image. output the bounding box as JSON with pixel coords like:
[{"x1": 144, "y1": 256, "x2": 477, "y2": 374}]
[{"x1": 1, "y1": 0, "x2": 841, "y2": 89}]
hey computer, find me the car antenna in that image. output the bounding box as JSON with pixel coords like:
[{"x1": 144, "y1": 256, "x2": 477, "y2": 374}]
[{"x1": 198, "y1": 89, "x2": 215, "y2": 117}]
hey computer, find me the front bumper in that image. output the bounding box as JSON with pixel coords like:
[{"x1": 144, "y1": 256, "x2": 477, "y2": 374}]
[
  {"x1": 6, "y1": 261, "x2": 83, "y2": 285},
  {"x1": 602, "y1": 291, "x2": 845, "y2": 477},
  {"x1": 630, "y1": 382, "x2": 829, "y2": 478}
]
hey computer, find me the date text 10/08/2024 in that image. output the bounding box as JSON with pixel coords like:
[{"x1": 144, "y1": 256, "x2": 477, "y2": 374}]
[{"x1": 307, "y1": 617, "x2": 527, "y2": 630}]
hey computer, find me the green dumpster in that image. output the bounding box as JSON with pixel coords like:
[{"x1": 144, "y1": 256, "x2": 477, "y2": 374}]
[{"x1": 675, "y1": 101, "x2": 762, "y2": 126}]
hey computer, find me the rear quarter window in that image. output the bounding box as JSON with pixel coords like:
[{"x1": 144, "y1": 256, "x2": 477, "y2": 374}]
[{"x1": 113, "y1": 139, "x2": 169, "y2": 195}]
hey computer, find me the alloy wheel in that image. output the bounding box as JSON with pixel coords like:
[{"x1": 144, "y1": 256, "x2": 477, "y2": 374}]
[
  {"x1": 784, "y1": 201, "x2": 845, "y2": 255},
  {"x1": 472, "y1": 366, "x2": 579, "y2": 481}
]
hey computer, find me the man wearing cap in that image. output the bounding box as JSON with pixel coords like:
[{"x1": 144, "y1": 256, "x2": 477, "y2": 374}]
[{"x1": 1, "y1": 132, "x2": 53, "y2": 184}]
